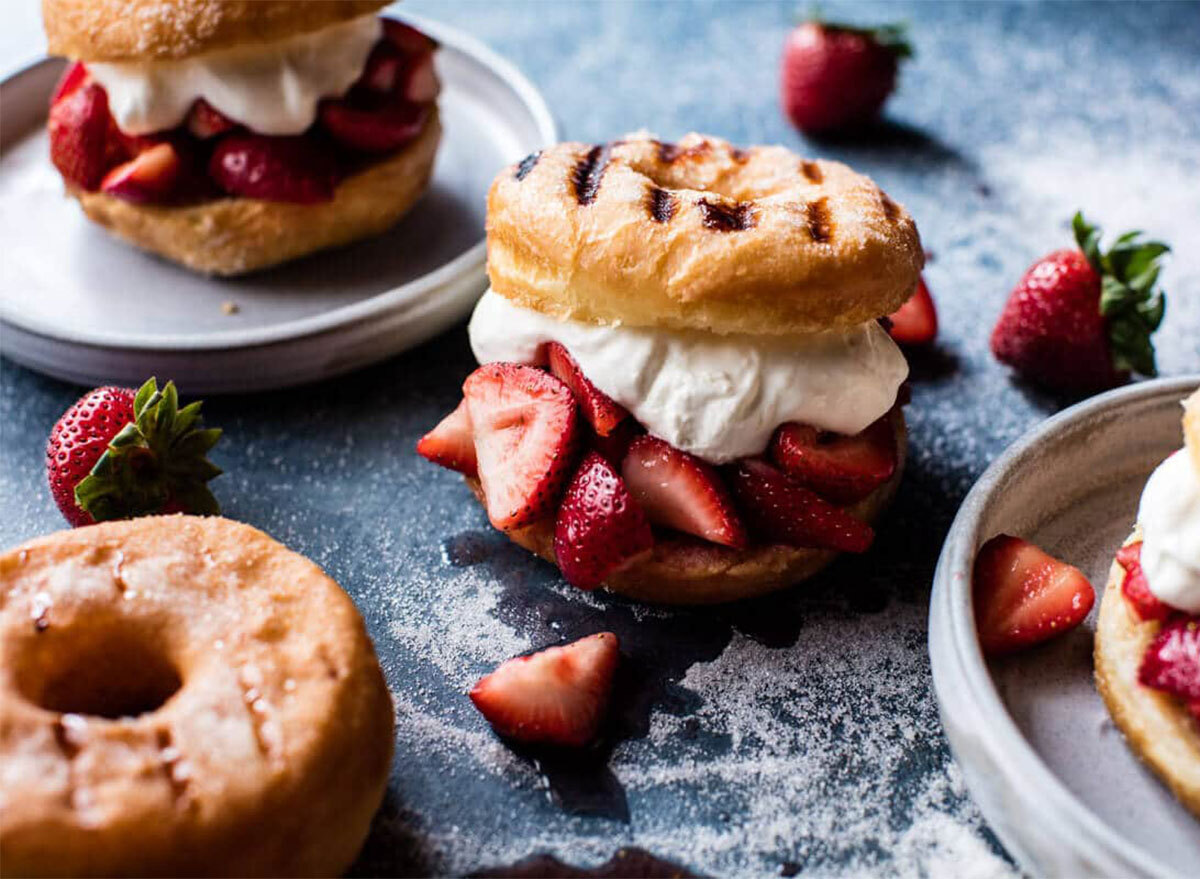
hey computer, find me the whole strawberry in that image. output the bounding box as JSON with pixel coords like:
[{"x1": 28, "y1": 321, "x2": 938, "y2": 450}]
[
  {"x1": 991, "y1": 213, "x2": 1168, "y2": 392},
  {"x1": 46, "y1": 377, "x2": 222, "y2": 527},
  {"x1": 781, "y1": 19, "x2": 912, "y2": 134}
]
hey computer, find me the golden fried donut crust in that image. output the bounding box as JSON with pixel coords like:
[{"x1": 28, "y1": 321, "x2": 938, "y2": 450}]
[
  {"x1": 0, "y1": 516, "x2": 394, "y2": 877},
  {"x1": 486, "y1": 133, "x2": 924, "y2": 336},
  {"x1": 70, "y1": 109, "x2": 441, "y2": 276},
  {"x1": 43, "y1": 0, "x2": 390, "y2": 62},
  {"x1": 1094, "y1": 526, "x2": 1200, "y2": 819},
  {"x1": 467, "y1": 409, "x2": 906, "y2": 604}
]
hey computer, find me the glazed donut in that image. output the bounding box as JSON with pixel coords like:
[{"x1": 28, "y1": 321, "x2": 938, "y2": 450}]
[
  {"x1": 486, "y1": 132, "x2": 924, "y2": 336},
  {"x1": 43, "y1": 0, "x2": 390, "y2": 62},
  {"x1": 0, "y1": 516, "x2": 393, "y2": 877},
  {"x1": 467, "y1": 408, "x2": 906, "y2": 605},
  {"x1": 72, "y1": 109, "x2": 442, "y2": 276}
]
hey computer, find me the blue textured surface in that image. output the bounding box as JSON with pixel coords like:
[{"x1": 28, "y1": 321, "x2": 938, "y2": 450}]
[{"x1": 3, "y1": 2, "x2": 1199, "y2": 875}]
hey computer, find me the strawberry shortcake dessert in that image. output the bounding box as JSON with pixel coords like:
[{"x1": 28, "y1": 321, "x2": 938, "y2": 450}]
[
  {"x1": 42, "y1": 0, "x2": 441, "y2": 274},
  {"x1": 419, "y1": 133, "x2": 923, "y2": 604},
  {"x1": 1096, "y1": 389, "x2": 1200, "y2": 817}
]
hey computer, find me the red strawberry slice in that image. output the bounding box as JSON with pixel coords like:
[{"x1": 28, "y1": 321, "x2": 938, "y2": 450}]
[
  {"x1": 463, "y1": 363, "x2": 580, "y2": 531},
  {"x1": 972, "y1": 534, "x2": 1095, "y2": 656},
  {"x1": 416, "y1": 400, "x2": 477, "y2": 477},
  {"x1": 769, "y1": 415, "x2": 896, "y2": 504},
  {"x1": 51, "y1": 60, "x2": 88, "y2": 105},
  {"x1": 621, "y1": 436, "x2": 747, "y2": 548},
  {"x1": 209, "y1": 134, "x2": 339, "y2": 203},
  {"x1": 469, "y1": 632, "x2": 619, "y2": 747},
  {"x1": 887, "y1": 276, "x2": 938, "y2": 346},
  {"x1": 186, "y1": 99, "x2": 237, "y2": 139},
  {"x1": 554, "y1": 452, "x2": 654, "y2": 590},
  {"x1": 1116, "y1": 542, "x2": 1172, "y2": 622},
  {"x1": 359, "y1": 43, "x2": 406, "y2": 93},
  {"x1": 545, "y1": 342, "x2": 629, "y2": 437},
  {"x1": 382, "y1": 19, "x2": 439, "y2": 55},
  {"x1": 400, "y1": 52, "x2": 440, "y2": 103},
  {"x1": 726, "y1": 459, "x2": 874, "y2": 553},
  {"x1": 319, "y1": 98, "x2": 428, "y2": 153},
  {"x1": 588, "y1": 418, "x2": 642, "y2": 467},
  {"x1": 1138, "y1": 616, "x2": 1200, "y2": 703},
  {"x1": 100, "y1": 142, "x2": 183, "y2": 204},
  {"x1": 48, "y1": 81, "x2": 122, "y2": 190}
]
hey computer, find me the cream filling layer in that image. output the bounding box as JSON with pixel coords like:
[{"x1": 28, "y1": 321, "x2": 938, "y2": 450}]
[{"x1": 1138, "y1": 449, "x2": 1200, "y2": 614}]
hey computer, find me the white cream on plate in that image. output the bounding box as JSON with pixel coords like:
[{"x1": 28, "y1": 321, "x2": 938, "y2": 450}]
[
  {"x1": 1137, "y1": 448, "x2": 1200, "y2": 614},
  {"x1": 468, "y1": 289, "x2": 909, "y2": 464},
  {"x1": 87, "y1": 15, "x2": 382, "y2": 136}
]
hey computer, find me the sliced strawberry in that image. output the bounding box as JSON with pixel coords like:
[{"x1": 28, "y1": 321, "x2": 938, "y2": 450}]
[
  {"x1": 48, "y1": 81, "x2": 120, "y2": 190},
  {"x1": 588, "y1": 418, "x2": 642, "y2": 467},
  {"x1": 100, "y1": 142, "x2": 182, "y2": 204},
  {"x1": 769, "y1": 414, "x2": 896, "y2": 504},
  {"x1": 972, "y1": 534, "x2": 1095, "y2": 656},
  {"x1": 469, "y1": 632, "x2": 619, "y2": 747},
  {"x1": 319, "y1": 97, "x2": 428, "y2": 153},
  {"x1": 554, "y1": 452, "x2": 654, "y2": 590},
  {"x1": 51, "y1": 60, "x2": 88, "y2": 105},
  {"x1": 463, "y1": 363, "x2": 580, "y2": 531},
  {"x1": 1138, "y1": 616, "x2": 1200, "y2": 703},
  {"x1": 887, "y1": 276, "x2": 938, "y2": 346},
  {"x1": 416, "y1": 400, "x2": 477, "y2": 476},
  {"x1": 209, "y1": 134, "x2": 339, "y2": 203},
  {"x1": 186, "y1": 99, "x2": 237, "y2": 139},
  {"x1": 400, "y1": 52, "x2": 440, "y2": 103},
  {"x1": 382, "y1": 19, "x2": 439, "y2": 55},
  {"x1": 359, "y1": 42, "x2": 406, "y2": 93},
  {"x1": 1116, "y1": 542, "x2": 1172, "y2": 622},
  {"x1": 545, "y1": 342, "x2": 628, "y2": 437},
  {"x1": 621, "y1": 436, "x2": 746, "y2": 548},
  {"x1": 726, "y1": 459, "x2": 874, "y2": 553}
]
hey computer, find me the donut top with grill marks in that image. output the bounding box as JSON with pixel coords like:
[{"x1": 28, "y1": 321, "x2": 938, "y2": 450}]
[{"x1": 486, "y1": 133, "x2": 924, "y2": 336}]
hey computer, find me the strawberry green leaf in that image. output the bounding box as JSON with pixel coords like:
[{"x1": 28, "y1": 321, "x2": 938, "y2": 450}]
[{"x1": 812, "y1": 15, "x2": 914, "y2": 60}]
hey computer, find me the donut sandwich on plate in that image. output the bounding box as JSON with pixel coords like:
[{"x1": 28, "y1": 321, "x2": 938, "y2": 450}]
[
  {"x1": 42, "y1": 0, "x2": 441, "y2": 274},
  {"x1": 418, "y1": 132, "x2": 924, "y2": 604},
  {"x1": 1095, "y1": 388, "x2": 1200, "y2": 818}
]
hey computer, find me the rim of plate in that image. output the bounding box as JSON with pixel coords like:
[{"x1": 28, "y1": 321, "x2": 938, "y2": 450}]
[
  {"x1": 931, "y1": 374, "x2": 1200, "y2": 878},
  {"x1": 0, "y1": 13, "x2": 557, "y2": 352}
]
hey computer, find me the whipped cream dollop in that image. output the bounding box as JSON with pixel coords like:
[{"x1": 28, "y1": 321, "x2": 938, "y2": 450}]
[
  {"x1": 87, "y1": 15, "x2": 382, "y2": 136},
  {"x1": 1137, "y1": 448, "x2": 1200, "y2": 614},
  {"x1": 468, "y1": 289, "x2": 908, "y2": 464}
]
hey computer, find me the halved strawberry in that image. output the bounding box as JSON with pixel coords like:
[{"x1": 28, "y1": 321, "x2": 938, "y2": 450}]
[
  {"x1": 209, "y1": 134, "x2": 339, "y2": 203},
  {"x1": 51, "y1": 60, "x2": 88, "y2": 105},
  {"x1": 469, "y1": 632, "x2": 619, "y2": 747},
  {"x1": 186, "y1": 99, "x2": 237, "y2": 139},
  {"x1": 416, "y1": 400, "x2": 477, "y2": 476},
  {"x1": 48, "y1": 81, "x2": 120, "y2": 190},
  {"x1": 887, "y1": 276, "x2": 938, "y2": 346},
  {"x1": 554, "y1": 452, "x2": 654, "y2": 590},
  {"x1": 463, "y1": 363, "x2": 580, "y2": 531},
  {"x1": 1116, "y1": 542, "x2": 1172, "y2": 622},
  {"x1": 382, "y1": 19, "x2": 439, "y2": 55},
  {"x1": 400, "y1": 52, "x2": 440, "y2": 103},
  {"x1": 972, "y1": 534, "x2": 1095, "y2": 656},
  {"x1": 588, "y1": 418, "x2": 642, "y2": 467},
  {"x1": 770, "y1": 414, "x2": 896, "y2": 504},
  {"x1": 1138, "y1": 616, "x2": 1200, "y2": 705},
  {"x1": 545, "y1": 342, "x2": 628, "y2": 437},
  {"x1": 359, "y1": 42, "x2": 406, "y2": 93},
  {"x1": 319, "y1": 98, "x2": 428, "y2": 153},
  {"x1": 726, "y1": 459, "x2": 874, "y2": 552},
  {"x1": 100, "y1": 142, "x2": 182, "y2": 204},
  {"x1": 621, "y1": 436, "x2": 746, "y2": 548}
]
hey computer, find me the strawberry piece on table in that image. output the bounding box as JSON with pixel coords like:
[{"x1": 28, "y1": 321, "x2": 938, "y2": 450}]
[
  {"x1": 469, "y1": 632, "x2": 620, "y2": 747},
  {"x1": 769, "y1": 415, "x2": 896, "y2": 505},
  {"x1": 972, "y1": 534, "x2": 1095, "y2": 656},
  {"x1": 382, "y1": 19, "x2": 439, "y2": 55},
  {"x1": 209, "y1": 133, "x2": 339, "y2": 203},
  {"x1": 463, "y1": 363, "x2": 580, "y2": 531},
  {"x1": 46, "y1": 378, "x2": 222, "y2": 528},
  {"x1": 991, "y1": 212, "x2": 1169, "y2": 393},
  {"x1": 1138, "y1": 616, "x2": 1200, "y2": 704},
  {"x1": 726, "y1": 459, "x2": 874, "y2": 553},
  {"x1": 319, "y1": 98, "x2": 428, "y2": 154},
  {"x1": 1116, "y1": 542, "x2": 1173, "y2": 622},
  {"x1": 621, "y1": 436, "x2": 746, "y2": 548},
  {"x1": 186, "y1": 99, "x2": 237, "y2": 139},
  {"x1": 545, "y1": 342, "x2": 629, "y2": 437},
  {"x1": 416, "y1": 400, "x2": 477, "y2": 477},
  {"x1": 780, "y1": 19, "x2": 912, "y2": 134},
  {"x1": 48, "y1": 81, "x2": 121, "y2": 190},
  {"x1": 886, "y1": 276, "x2": 938, "y2": 346},
  {"x1": 51, "y1": 60, "x2": 88, "y2": 105},
  {"x1": 554, "y1": 452, "x2": 654, "y2": 590},
  {"x1": 100, "y1": 142, "x2": 183, "y2": 204}
]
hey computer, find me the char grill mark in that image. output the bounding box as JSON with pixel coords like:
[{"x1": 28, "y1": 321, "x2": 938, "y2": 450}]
[
  {"x1": 514, "y1": 151, "x2": 541, "y2": 181},
  {"x1": 730, "y1": 146, "x2": 750, "y2": 163},
  {"x1": 806, "y1": 197, "x2": 833, "y2": 242},
  {"x1": 879, "y1": 191, "x2": 901, "y2": 223},
  {"x1": 698, "y1": 198, "x2": 756, "y2": 232},
  {"x1": 571, "y1": 144, "x2": 612, "y2": 205},
  {"x1": 646, "y1": 186, "x2": 678, "y2": 223},
  {"x1": 800, "y1": 160, "x2": 823, "y2": 184},
  {"x1": 655, "y1": 139, "x2": 711, "y2": 164}
]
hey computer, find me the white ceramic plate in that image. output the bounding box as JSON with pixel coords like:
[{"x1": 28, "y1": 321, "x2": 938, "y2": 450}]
[
  {"x1": 931, "y1": 375, "x2": 1200, "y2": 878},
  {"x1": 0, "y1": 14, "x2": 556, "y2": 393}
]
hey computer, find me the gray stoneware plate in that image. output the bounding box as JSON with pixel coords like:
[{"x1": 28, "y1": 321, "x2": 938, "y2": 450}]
[
  {"x1": 0, "y1": 13, "x2": 555, "y2": 393},
  {"x1": 931, "y1": 375, "x2": 1200, "y2": 878}
]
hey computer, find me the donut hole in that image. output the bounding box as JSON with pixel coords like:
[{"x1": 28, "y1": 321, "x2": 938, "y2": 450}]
[{"x1": 16, "y1": 620, "x2": 182, "y2": 720}]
